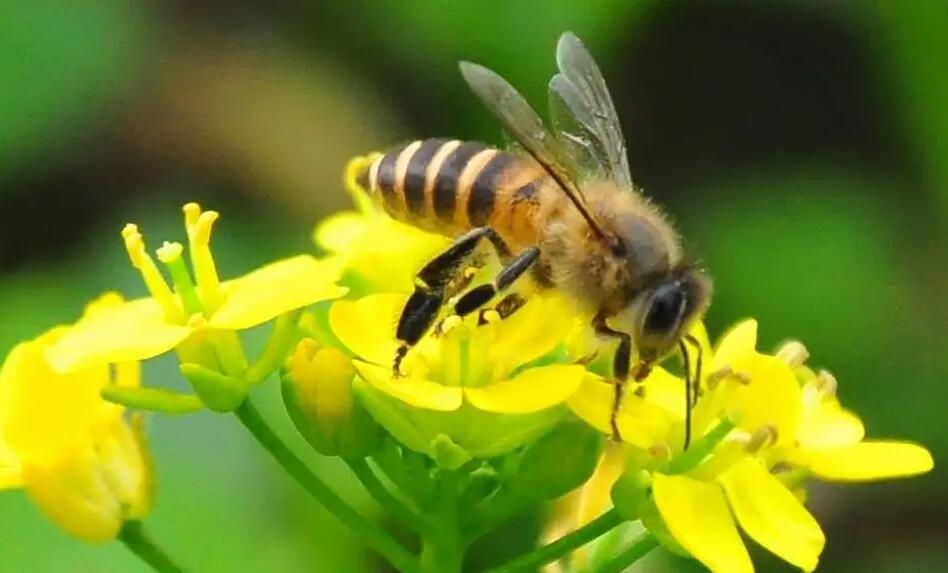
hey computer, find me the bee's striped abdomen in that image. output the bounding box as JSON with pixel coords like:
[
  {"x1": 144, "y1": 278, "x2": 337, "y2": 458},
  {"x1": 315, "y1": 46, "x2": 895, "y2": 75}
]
[
  {"x1": 357, "y1": 139, "x2": 554, "y2": 249},
  {"x1": 362, "y1": 139, "x2": 509, "y2": 230}
]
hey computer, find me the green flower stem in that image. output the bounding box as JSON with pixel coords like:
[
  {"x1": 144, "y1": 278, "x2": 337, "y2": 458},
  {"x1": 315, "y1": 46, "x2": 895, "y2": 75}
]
[
  {"x1": 592, "y1": 531, "x2": 658, "y2": 573},
  {"x1": 245, "y1": 310, "x2": 302, "y2": 385},
  {"x1": 480, "y1": 508, "x2": 624, "y2": 573},
  {"x1": 118, "y1": 521, "x2": 184, "y2": 573},
  {"x1": 234, "y1": 400, "x2": 420, "y2": 573},
  {"x1": 348, "y1": 458, "x2": 433, "y2": 536},
  {"x1": 421, "y1": 470, "x2": 464, "y2": 573},
  {"x1": 373, "y1": 442, "x2": 433, "y2": 508},
  {"x1": 463, "y1": 488, "x2": 526, "y2": 543}
]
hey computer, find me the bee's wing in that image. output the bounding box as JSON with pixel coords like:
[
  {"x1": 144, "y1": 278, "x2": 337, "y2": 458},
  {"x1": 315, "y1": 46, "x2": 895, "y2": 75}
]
[
  {"x1": 548, "y1": 73, "x2": 603, "y2": 179},
  {"x1": 460, "y1": 61, "x2": 606, "y2": 237},
  {"x1": 553, "y1": 31, "x2": 633, "y2": 189}
]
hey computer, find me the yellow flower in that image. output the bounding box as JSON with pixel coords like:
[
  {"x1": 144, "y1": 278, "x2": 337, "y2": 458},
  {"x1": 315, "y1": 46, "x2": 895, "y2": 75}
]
[
  {"x1": 567, "y1": 319, "x2": 932, "y2": 573},
  {"x1": 0, "y1": 295, "x2": 153, "y2": 543},
  {"x1": 314, "y1": 156, "x2": 449, "y2": 295},
  {"x1": 46, "y1": 203, "x2": 346, "y2": 378},
  {"x1": 282, "y1": 338, "x2": 383, "y2": 459},
  {"x1": 328, "y1": 292, "x2": 587, "y2": 468}
]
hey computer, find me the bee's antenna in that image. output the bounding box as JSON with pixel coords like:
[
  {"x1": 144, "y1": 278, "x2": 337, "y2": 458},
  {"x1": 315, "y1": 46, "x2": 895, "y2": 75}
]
[{"x1": 678, "y1": 339, "x2": 693, "y2": 450}]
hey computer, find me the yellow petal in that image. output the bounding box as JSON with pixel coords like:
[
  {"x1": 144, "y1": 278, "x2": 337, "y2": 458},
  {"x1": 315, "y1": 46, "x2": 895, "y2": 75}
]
[
  {"x1": 22, "y1": 454, "x2": 124, "y2": 543},
  {"x1": 642, "y1": 367, "x2": 686, "y2": 419},
  {"x1": 2, "y1": 335, "x2": 113, "y2": 460},
  {"x1": 330, "y1": 294, "x2": 406, "y2": 365},
  {"x1": 719, "y1": 458, "x2": 825, "y2": 571},
  {"x1": 0, "y1": 436, "x2": 22, "y2": 488},
  {"x1": 353, "y1": 360, "x2": 462, "y2": 411},
  {"x1": 318, "y1": 213, "x2": 449, "y2": 292},
  {"x1": 314, "y1": 211, "x2": 370, "y2": 253},
  {"x1": 577, "y1": 441, "x2": 629, "y2": 526},
  {"x1": 727, "y1": 354, "x2": 802, "y2": 445},
  {"x1": 805, "y1": 441, "x2": 933, "y2": 482},
  {"x1": 210, "y1": 255, "x2": 347, "y2": 330},
  {"x1": 464, "y1": 364, "x2": 584, "y2": 413},
  {"x1": 797, "y1": 401, "x2": 864, "y2": 450},
  {"x1": 45, "y1": 297, "x2": 192, "y2": 372},
  {"x1": 485, "y1": 293, "x2": 574, "y2": 370},
  {"x1": 567, "y1": 375, "x2": 675, "y2": 449},
  {"x1": 652, "y1": 473, "x2": 753, "y2": 573},
  {"x1": 712, "y1": 319, "x2": 758, "y2": 371}
]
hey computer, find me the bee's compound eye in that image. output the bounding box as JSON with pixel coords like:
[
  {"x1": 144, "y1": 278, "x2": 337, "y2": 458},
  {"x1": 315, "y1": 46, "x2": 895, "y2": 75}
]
[
  {"x1": 643, "y1": 283, "x2": 685, "y2": 335},
  {"x1": 609, "y1": 236, "x2": 627, "y2": 257}
]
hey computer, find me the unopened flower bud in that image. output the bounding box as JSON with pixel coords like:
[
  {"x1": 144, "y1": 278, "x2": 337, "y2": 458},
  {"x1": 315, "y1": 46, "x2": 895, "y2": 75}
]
[
  {"x1": 282, "y1": 339, "x2": 381, "y2": 459},
  {"x1": 508, "y1": 419, "x2": 602, "y2": 503}
]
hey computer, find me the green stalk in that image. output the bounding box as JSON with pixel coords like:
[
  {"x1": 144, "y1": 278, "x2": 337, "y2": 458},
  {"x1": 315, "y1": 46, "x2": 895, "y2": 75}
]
[
  {"x1": 480, "y1": 509, "x2": 624, "y2": 573},
  {"x1": 348, "y1": 458, "x2": 433, "y2": 536},
  {"x1": 118, "y1": 521, "x2": 184, "y2": 573},
  {"x1": 234, "y1": 400, "x2": 420, "y2": 573},
  {"x1": 592, "y1": 532, "x2": 658, "y2": 573},
  {"x1": 420, "y1": 470, "x2": 464, "y2": 573}
]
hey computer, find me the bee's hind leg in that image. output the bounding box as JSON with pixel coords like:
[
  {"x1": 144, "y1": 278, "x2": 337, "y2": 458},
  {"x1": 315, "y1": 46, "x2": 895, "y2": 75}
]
[
  {"x1": 453, "y1": 247, "x2": 539, "y2": 319},
  {"x1": 393, "y1": 227, "x2": 511, "y2": 375}
]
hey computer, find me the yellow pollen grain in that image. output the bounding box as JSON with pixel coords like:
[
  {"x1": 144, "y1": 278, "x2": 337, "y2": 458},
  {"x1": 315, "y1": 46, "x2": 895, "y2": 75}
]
[
  {"x1": 481, "y1": 310, "x2": 501, "y2": 324},
  {"x1": 440, "y1": 315, "x2": 463, "y2": 334}
]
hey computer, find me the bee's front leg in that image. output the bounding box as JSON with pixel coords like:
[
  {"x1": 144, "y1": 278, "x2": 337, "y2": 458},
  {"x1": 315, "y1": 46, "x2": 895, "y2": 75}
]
[{"x1": 592, "y1": 312, "x2": 633, "y2": 442}]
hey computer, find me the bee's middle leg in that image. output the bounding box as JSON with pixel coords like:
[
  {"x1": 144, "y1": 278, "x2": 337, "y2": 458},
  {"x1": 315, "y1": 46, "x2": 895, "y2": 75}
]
[{"x1": 394, "y1": 227, "x2": 510, "y2": 375}]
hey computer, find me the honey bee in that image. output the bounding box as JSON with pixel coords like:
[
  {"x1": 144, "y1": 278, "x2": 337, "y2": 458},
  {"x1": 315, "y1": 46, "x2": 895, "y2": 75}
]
[{"x1": 354, "y1": 32, "x2": 711, "y2": 445}]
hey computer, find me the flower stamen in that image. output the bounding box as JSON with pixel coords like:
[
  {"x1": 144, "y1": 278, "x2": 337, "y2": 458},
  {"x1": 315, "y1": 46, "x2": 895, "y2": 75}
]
[
  {"x1": 183, "y1": 203, "x2": 224, "y2": 313},
  {"x1": 775, "y1": 340, "x2": 809, "y2": 369},
  {"x1": 815, "y1": 369, "x2": 837, "y2": 397},
  {"x1": 121, "y1": 224, "x2": 184, "y2": 322},
  {"x1": 744, "y1": 424, "x2": 778, "y2": 453}
]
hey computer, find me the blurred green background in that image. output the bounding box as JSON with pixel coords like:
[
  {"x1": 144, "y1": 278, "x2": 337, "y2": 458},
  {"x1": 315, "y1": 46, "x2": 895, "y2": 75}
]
[{"x1": 1, "y1": 1, "x2": 944, "y2": 571}]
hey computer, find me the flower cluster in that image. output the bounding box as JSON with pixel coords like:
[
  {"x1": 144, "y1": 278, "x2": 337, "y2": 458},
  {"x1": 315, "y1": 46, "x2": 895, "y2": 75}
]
[{"x1": 0, "y1": 161, "x2": 933, "y2": 573}]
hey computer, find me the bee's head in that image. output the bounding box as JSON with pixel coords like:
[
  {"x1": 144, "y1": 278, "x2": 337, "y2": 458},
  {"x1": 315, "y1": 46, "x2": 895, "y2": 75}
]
[{"x1": 615, "y1": 265, "x2": 712, "y2": 364}]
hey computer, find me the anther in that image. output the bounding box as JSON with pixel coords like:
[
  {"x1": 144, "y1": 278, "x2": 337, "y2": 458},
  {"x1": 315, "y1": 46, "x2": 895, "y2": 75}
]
[
  {"x1": 120, "y1": 223, "x2": 183, "y2": 322},
  {"x1": 744, "y1": 424, "x2": 778, "y2": 453},
  {"x1": 775, "y1": 340, "x2": 810, "y2": 369},
  {"x1": 706, "y1": 366, "x2": 732, "y2": 389},
  {"x1": 121, "y1": 224, "x2": 147, "y2": 268},
  {"x1": 816, "y1": 369, "x2": 838, "y2": 397},
  {"x1": 733, "y1": 370, "x2": 752, "y2": 385}
]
